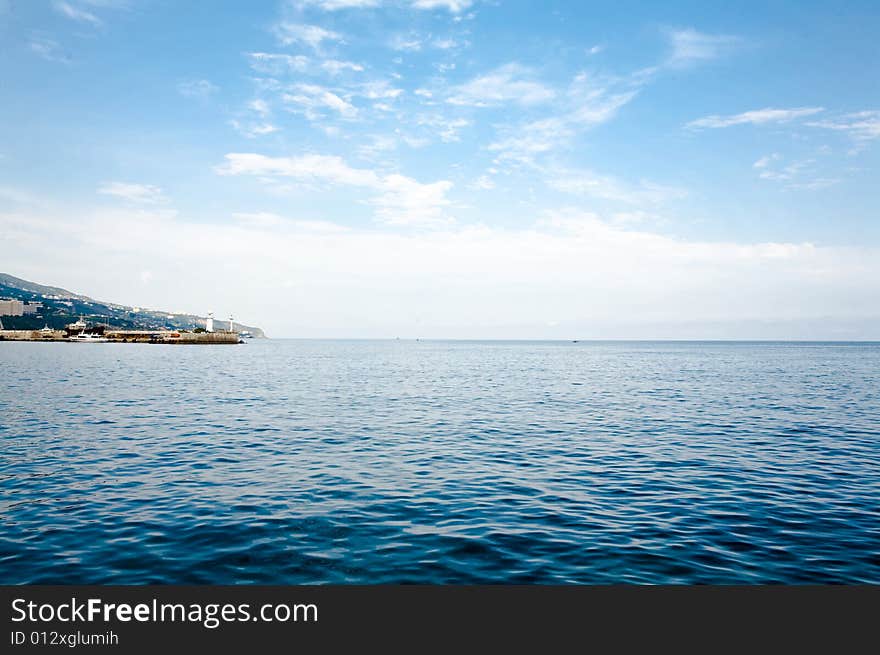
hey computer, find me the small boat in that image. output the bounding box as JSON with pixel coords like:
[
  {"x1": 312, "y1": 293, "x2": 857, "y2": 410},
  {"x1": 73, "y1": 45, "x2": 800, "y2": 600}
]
[{"x1": 68, "y1": 332, "x2": 109, "y2": 343}]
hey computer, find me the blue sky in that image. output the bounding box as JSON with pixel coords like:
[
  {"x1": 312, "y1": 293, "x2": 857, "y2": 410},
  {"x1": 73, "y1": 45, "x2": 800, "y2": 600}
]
[{"x1": 1, "y1": 0, "x2": 879, "y2": 338}]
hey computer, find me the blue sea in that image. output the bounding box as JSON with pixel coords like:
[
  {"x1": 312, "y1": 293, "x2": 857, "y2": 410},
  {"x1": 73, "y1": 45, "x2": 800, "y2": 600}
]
[{"x1": 1, "y1": 340, "x2": 878, "y2": 584}]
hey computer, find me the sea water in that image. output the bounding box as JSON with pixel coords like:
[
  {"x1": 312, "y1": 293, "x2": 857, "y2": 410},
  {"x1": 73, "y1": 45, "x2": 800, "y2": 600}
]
[{"x1": 1, "y1": 340, "x2": 878, "y2": 583}]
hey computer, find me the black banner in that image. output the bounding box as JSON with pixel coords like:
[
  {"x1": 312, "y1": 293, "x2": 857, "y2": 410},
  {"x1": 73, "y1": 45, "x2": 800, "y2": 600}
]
[{"x1": 2, "y1": 586, "x2": 877, "y2": 652}]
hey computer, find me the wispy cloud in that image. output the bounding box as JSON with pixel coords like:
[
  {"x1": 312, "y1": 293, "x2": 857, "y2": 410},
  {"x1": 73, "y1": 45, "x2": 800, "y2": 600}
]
[
  {"x1": 232, "y1": 211, "x2": 350, "y2": 232},
  {"x1": 53, "y1": 1, "x2": 102, "y2": 26},
  {"x1": 548, "y1": 168, "x2": 686, "y2": 205},
  {"x1": 752, "y1": 155, "x2": 839, "y2": 190},
  {"x1": 247, "y1": 53, "x2": 363, "y2": 76},
  {"x1": 283, "y1": 84, "x2": 358, "y2": 119},
  {"x1": 469, "y1": 175, "x2": 495, "y2": 191},
  {"x1": 0, "y1": 186, "x2": 39, "y2": 205},
  {"x1": 415, "y1": 114, "x2": 470, "y2": 142},
  {"x1": 273, "y1": 22, "x2": 342, "y2": 50},
  {"x1": 287, "y1": 0, "x2": 475, "y2": 10},
  {"x1": 321, "y1": 59, "x2": 364, "y2": 74},
  {"x1": 389, "y1": 33, "x2": 423, "y2": 51},
  {"x1": 488, "y1": 73, "x2": 639, "y2": 164},
  {"x1": 447, "y1": 63, "x2": 555, "y2": 107},
  {"x1": 28, "y1": 35, "x2": 69, "y2": 63},
  {"x1": 249, "y1": 99, "x2": 271, "y2": 117},
  {"x1": 229, "y1": 120, "x2": 279, "y2": 138},
  {"x1": 666, "y1": 28, "x2": 741, "y2": 67},
  {"x1": 98, "y1": 182, "x2": 168, "y2": 204},
  {"x1": 807, "y1": 110, "x2": 880, "y2": 142},
  {"x1": 216, "y1": 153, "x2": 454, "y2": 225},
  {"x1": 291, "y1": 0, "x2": 380, "y2": 9},
  {"x1": 412, "y1": 0, "x2": 474, "y2": 11},
  {"x1": 432, "y1": 38, "x2": 460, "y2": 50},
  {"x1": 753, "y1": 153, "x2": 782, "y2": 169},
  {"x1": 247, "y1": 52, "x2": 310, "y2": 74},
  {"x1": 177, "y1": 79, "x2": 219, "y2": 99},
  {"x1": 369, "y1": 174, "x2": 453, "y2": 225},
  {"x1": 687, "y1": 107, "x2": 824, "y2": 129},
  {"x1": 358, "y1": 79, "x2": 403, "y2": 100}
]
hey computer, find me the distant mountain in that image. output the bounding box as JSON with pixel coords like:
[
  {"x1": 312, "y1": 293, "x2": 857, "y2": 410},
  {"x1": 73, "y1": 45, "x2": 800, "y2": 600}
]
[
  {"x1": 0, "y1": 273, "x2": 266, "y2": 337},
  {"x1": 0, "y1": 273, "x2": 90, "y2": 301}
]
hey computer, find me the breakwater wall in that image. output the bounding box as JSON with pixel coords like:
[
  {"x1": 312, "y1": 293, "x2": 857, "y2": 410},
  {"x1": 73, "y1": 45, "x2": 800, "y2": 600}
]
[
  {"x1": 0, "y1": 330, "x2": 240, "y2": 344},
  {"x1": 0, "y1": 329, "x2": 65, "y2": 341},
  {"x1": 106, "y1": 330, "x2": 240, "y2": 344}
]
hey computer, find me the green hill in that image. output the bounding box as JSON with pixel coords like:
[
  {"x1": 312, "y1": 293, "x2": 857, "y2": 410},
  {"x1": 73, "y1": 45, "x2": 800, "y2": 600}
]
[{"x1": 0, "y1": 273, "x2": 265, "y2": 337}]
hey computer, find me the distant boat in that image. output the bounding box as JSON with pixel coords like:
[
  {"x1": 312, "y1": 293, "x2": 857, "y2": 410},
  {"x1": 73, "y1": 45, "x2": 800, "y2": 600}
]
[{"x1": 68, "y1": 332, "x2": 109, "y2": 343}]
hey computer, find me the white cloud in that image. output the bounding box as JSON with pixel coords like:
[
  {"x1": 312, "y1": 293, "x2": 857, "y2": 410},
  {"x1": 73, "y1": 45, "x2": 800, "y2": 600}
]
[
  {"x1": 666, "y1": 28, "x2": 741, "y2": 67},
  {"x1": 587, "y1": 44, "x2": 604, "y2": 55},
  {"x1": 292, "y1": 0, "x2": 380, "y2": 8},
  {"x1": 217, "y1": 153, "x2": 378, "y2": 186},
  {"x1": 687, "y1": 107, "x2": 824, "y2": 129},
  {"x1": 358, "y1": 79, "x2": 404, "y2": 100},
  {"x1": 53, "y1": 1, "x2": 101, "y2": 25},
  {"x1": 249, "y1": 99, "x2": 271, "y2": 117},
  {"x1": 216, "y1": 153, "x2": 454, "y2": 225},
  {"x1": 98, "y1": 182, "x2": 168, "y2": 204},
  {"x1": 229, "y1": 120, "x2": 279, "y2": 138},
  {"x1": 247, "y1": 52, "x2": 310, "y2": 74},
  {"x1": 283, "y1": 84, "x2": 358, "y2": 119},
  {"x1": 432, "y1": 38, "x2": 459, "y2": 50},
  {"x1": 757, "y1": 158, "x2": 813, "y2": 181},
  {"x1": 232, "y1": 212, "x2": 349, "y2": 232},
  {"x1": 469, "y1": 175, "x2": 495, "y2": 190},
  {"x1": 0, "y1": 186, "x2": 38, "y2": 205},
  {"x1": 753, "y1": 153, "x2": 781, "y2": 169},
  {"x1": 177, "y1": 79, "x2": 219, "y2": 99},
  {"x1": 273, "y1": 22, "x2": 342, "y2": 49},
  {"x1": 389, "y1": 34, "x2": 423, "y2": 51},
  {"x1": 752, "y1": 156, "x2": 839, "y2": 190},
  {"x1": 290, "y1": 0, "x2": 474, "y2": 9},
  {"x1": 412, "y1": 0, "x2": 473, "y2": 11},
  {"x1": 448, "y1": 63, "x2": 555, "y2": 107},
  {"x1": 29, "y1": 35, "x2": 69, "y2": 63},
  {"x1": 369, "y1": 174, "x2": 453, "y2": 226},
  {"x1": 788, "y1": 178, "x2": 840, "y2": 190},
  {"x1": 5, "y1": 207, "x2": 880, "y2": 339},
  {"x1": 548, "y1": 169, "x2": 686, "y2": 205},
  {"x1": 357, "y1": 134, "x2": 399, "y2": 159},
  {"x1": 807, "y1": 111, "x2": 880, "y2": 142},
  {"x1": 415, "y1": 114, "x2": 470, "y2": 142},
  {"x1": 321, "y1": 59, "x2": 364, "y2": 74},
  {"x1": 488, "y1": 74, "x2": 638, "y2": 164}
]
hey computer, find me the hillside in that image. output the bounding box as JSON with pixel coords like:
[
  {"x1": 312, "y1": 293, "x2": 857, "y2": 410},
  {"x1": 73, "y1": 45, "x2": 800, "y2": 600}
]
[{"x1": 0, "y1": 273, "x2": 266, "y2": 337}]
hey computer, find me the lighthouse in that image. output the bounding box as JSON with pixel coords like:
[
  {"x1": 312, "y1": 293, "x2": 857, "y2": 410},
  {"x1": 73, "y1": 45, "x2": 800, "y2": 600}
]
[
  {"x1": 206, "y1": 312, "x2": 214, "y2": 333},
  {"x1": 228, "y1": 315, "x2": 235, "y2": 332}
]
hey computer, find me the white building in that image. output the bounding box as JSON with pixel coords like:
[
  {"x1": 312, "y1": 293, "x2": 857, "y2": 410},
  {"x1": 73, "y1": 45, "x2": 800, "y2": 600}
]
[{"x1": 0, "y1": 299, "x2": 24, "y2": 316}]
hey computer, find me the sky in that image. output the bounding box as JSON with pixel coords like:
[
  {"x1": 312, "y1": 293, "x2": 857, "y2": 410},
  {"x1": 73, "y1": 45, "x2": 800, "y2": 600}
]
[{"x1": 1, "y1": 0, "x2": 879, "y2": 338}]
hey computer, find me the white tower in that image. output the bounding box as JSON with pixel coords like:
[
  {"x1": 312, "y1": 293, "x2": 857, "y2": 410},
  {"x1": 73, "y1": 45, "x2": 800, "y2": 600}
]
[
  {"x1": 228, "y1": 315, "x2": 235, "y2": 332},
  {"x1": 206, "y1": 312, "x2": 214, "y2": 333}
]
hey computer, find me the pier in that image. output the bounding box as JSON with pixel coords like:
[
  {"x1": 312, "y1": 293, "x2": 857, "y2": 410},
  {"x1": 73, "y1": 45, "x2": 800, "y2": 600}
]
[{"x1": 0, "y1": 329, "x2": 240, "y2": 344}]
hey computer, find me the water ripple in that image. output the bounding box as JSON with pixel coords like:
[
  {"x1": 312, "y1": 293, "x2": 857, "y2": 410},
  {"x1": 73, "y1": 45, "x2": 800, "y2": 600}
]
[{"x1": 1, "y1": 340, "x2": 879, "y2": 583}]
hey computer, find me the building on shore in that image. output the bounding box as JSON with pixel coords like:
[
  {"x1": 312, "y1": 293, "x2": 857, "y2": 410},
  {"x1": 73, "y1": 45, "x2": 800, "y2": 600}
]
[
  {"x1": 0, "y1": 299, "x2": 43, "y2": 316},
  {"x1": 0, "y1": 299, "x2": 23, "y2": 316}
]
